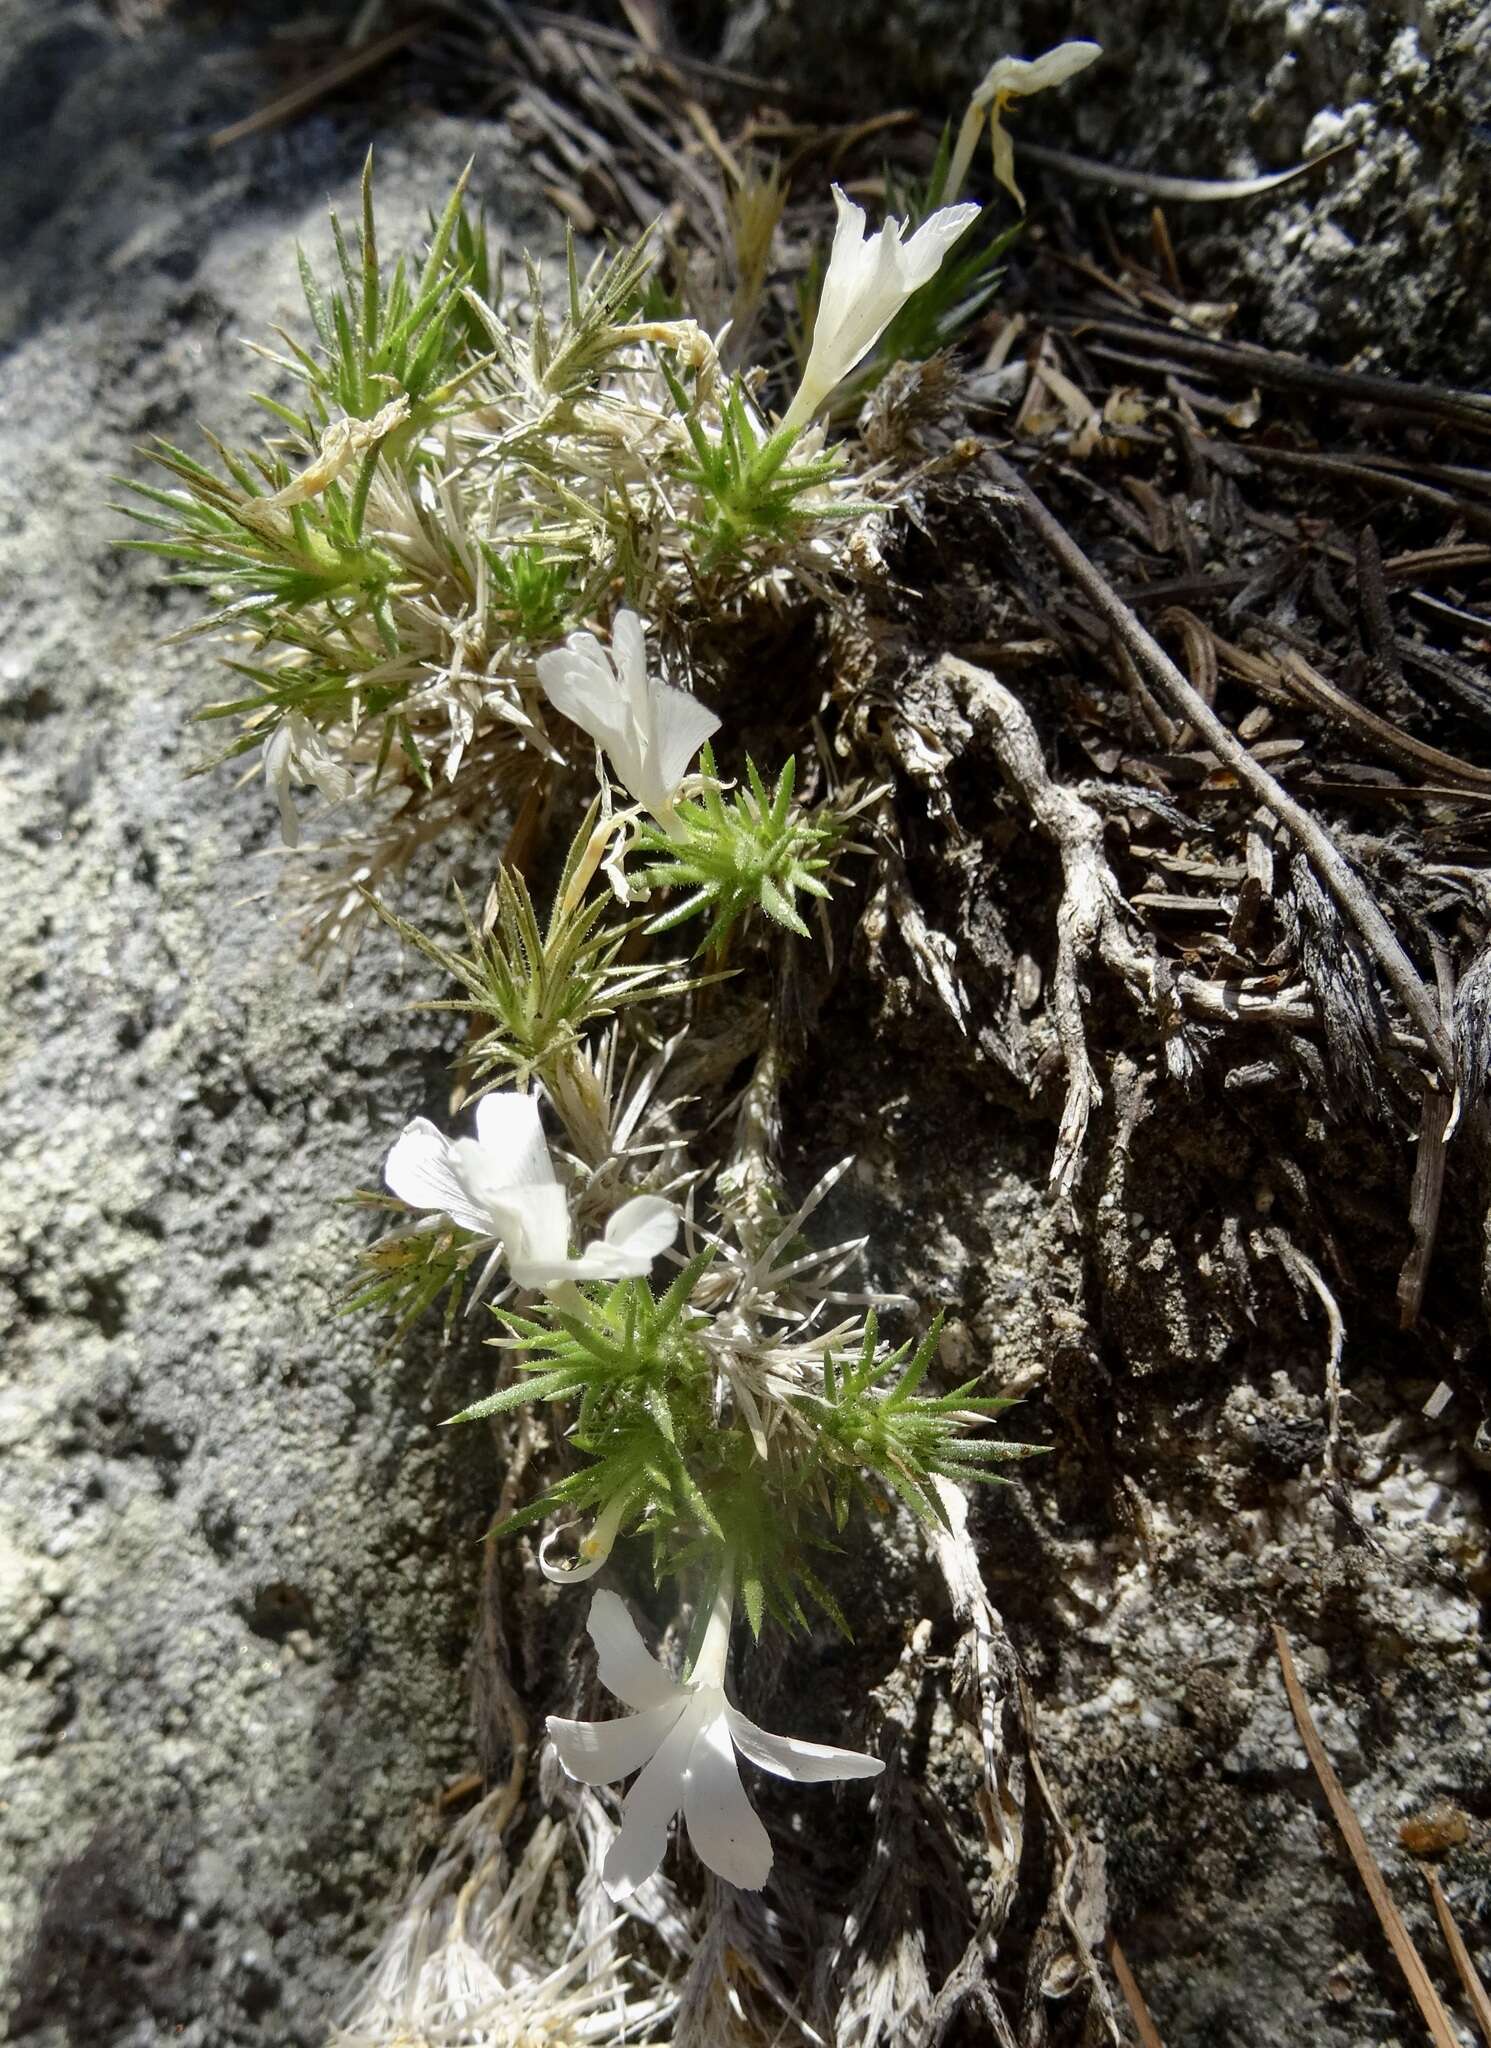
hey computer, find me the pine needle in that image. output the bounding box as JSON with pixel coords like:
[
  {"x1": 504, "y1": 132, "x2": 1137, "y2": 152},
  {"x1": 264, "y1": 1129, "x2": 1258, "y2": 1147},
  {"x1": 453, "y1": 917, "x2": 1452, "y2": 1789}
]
[
  {"x1": 1104, "y1": 1934, "x2": 1165, "y2": 2048},
  {"x1": 1417, "y1": 1861, "x2": 1491, "y2": 2048},
  {"x1": 1272, "y1": 1625, "x2": 1460, "y2": 2048}
]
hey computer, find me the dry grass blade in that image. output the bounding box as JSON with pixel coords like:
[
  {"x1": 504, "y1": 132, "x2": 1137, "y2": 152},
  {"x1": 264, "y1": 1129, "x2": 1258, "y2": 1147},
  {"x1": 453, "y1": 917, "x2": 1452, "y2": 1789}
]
[
  {"x1": 1399, "y1": 948, "x2": 1455, "y2": 1328},
  {"x1": 1418, "y1": 1862, "x2": 1491, "y2": 2048},
  {"x1": 982, "y1": 450, "x2": 1456, "y2": 1092},
  {"x1": 1103, "y1": 1935, "x2": 1165, "y2": 2048},
  {"x1": 1241, "y1": 443, "x2": 1491, "y2": 535},
  {"x1": 1271, "y1": 648, "x2": 1491, "y2": 797},
  {"x1": 208, "y1": 17, "x2": 434, "y2": 151},
  {"x1": 1272, "y1": 1626, "x2": 1461, "y2": 2048}
]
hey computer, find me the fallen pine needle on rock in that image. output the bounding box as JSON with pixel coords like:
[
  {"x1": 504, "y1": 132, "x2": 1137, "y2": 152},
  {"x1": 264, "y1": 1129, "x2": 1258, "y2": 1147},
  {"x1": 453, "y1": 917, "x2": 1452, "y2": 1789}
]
[
  {"x1": 1417, "y1": 1861, "x2": 1491, "y2": 2048},
  {"x1": 1272, "y1": 1624, "x2": 1460, "y2": 2048},
  {"x1": 1104, "y1": 1933, "x2": 1165, "y2": 2048}
]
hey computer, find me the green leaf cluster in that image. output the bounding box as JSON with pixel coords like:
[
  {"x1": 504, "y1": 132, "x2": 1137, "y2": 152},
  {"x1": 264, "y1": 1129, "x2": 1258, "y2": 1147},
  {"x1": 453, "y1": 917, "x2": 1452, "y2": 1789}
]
[
  {"x1": 803, "y1": 1312, "x2": 1043, "y2": 1531},
  {"x1": 481, "y1": 540, "x2": 578, "y2": 646},
  {"x1": 662, "y1": 365, "x2": 854, "y2": 569},
  {"x1": 454, "y1": 1259, "x2": 721, "y2": 1550},
  {"x1": 365, "y1": 808, "x2": 700, "y2": 1090},
  {"x1": 117, "y1": 436, "x2": 395, "y2": 630},
  {"x1": 275, "y1": 153, "x2": 490, "y2": 436},
  {"x1": 339, "y1": 1195, "x2": 473, "y2": 1344},
  {"x1": 634, "y1": 750, "x2": 842, "y2": 954}
]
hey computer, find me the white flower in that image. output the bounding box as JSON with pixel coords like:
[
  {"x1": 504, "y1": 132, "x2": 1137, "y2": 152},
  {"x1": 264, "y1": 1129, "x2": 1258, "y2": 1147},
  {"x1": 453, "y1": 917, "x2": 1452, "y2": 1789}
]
[
  {"x1": 778, "y1": 188, "x2": 980, "y2": 436},
  {"x1": 263, "y1": 711, "x2": 354, "y2": 847},
  {"x1": 383, "y1": 1090, "x2": 678, "y2": 1294},
  {"x1": 547, "y1": 1583, "x2": 883, "y2": 1899},
  {"x1": 536, "y1": 610, "x2": 719, "y2": 826},
  {"x1": 947, "y1": 40, "x2": 1102, "y2": 208}
]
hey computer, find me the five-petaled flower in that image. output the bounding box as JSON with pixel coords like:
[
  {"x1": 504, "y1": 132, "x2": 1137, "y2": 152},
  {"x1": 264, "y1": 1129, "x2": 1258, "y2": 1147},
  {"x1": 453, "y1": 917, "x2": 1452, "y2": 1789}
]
[
  {"x1": 947, "y1": 40, "x2": 1102, "y2": 209},
  {"x1": 536, "y1": 609, "x2": 720, "y2": 828},
  {"x1": 547, "y1": 1582, "x2": 883, "y2": 1898},
  {"x1": 263, "y1": 711, "x2": 354, "y2": 847},
  {"x1": 384, "y1": 1090, "x2": 677, "y2": 1294},
  {"x1": 778, "y1": 188, "x2": 980, "y2": 436}
]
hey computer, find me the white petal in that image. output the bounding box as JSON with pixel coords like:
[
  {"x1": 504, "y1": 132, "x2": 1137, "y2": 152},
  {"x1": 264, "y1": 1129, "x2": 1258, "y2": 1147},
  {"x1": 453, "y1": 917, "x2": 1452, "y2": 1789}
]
[
  {"x1": 547, "y1": 1698, "x2": 686, "y2": 1786},
  {"x1": 292, "y1": 714, "x2": 354, "y2": 802},
  {"x1": 725, "y1": 1703, "x2": 886, "y2": 1783},
  {"x1": 817, "y1": 185, "x2": 871, "y2": 340},
  {"x1": 471, "y1": 1092, "x2": 555, "y2": 1186},
  {"x1": 264, "y1": 724, "x2": 300, "y2": 846},
  {"x1": 565, "y1": 1244, "x2": 637, "y2": 1282},
  {"x1": 449, "y1": 1155, "x2": 570, "y2": 1267},
  {"x1": 682, "y1": 1707, "x2": 773, "y2": 1890},
  {"x1": 602, "y1": 1700, "x2": 700, "y2": 1899},
  {"x1": 647, "y1": 683, "x2": 721, "y2": 803},
  {"x1": 610, "y1": 609, "x2": 652, "y2": 729},
  {"x1": 537, "y1": 635, "x2": 630, "y2": 757},
  {"x1": 899, "y1": 203, "x2": 981, "y2": 293},
  {"x1": 604, "y1": 1194, "x2": 680, "y2": 1265},
  {"x1": 263, "y1": 722, "x2": 292, "y2": 784},
  {"x1": 384, "y1": 1118, "x2": 492, "y2": 1235},
  {"x1": 566, "y1": 1196, "x2": 678, "y2": 1281},
  {"x1": 587, "y1": 1589, "x2": 680, "y2": 1710}
]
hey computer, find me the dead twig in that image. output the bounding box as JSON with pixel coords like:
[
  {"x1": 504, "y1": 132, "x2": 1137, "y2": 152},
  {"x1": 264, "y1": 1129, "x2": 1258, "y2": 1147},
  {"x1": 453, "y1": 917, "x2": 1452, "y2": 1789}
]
[
  {"x1": 980, "y1": 450, "x2": 1456, "y2": 1093},
  {"x1": 1272, "y1": 1625, "x2": 1461, "y2": 2048},
  {"x1": 1019, "y1": 1688, "x2": 1122, "y2": 2047},
  {"x1": 208, "y1": 17, "x2": 434, "y2": 151},
  {"x1": 924, "y1": 1480, "x2": 1025, "y2": 2048}
]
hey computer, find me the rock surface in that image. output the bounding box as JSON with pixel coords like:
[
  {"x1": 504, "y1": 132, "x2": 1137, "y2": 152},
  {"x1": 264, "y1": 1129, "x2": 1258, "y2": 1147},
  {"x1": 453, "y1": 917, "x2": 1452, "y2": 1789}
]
[{"x1": 0, "y1": 9, "x2": 550, "y2": 2042}]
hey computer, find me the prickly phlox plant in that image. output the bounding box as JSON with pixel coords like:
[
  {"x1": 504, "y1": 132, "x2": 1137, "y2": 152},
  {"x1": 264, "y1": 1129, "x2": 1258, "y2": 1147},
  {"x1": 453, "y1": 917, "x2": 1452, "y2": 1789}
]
[
  {"x1": 365, "y1": 626, "x2": 1042, "y2": 1896},
  {"x1": 126, "y1": 33, "x2": 1102, "y2": 1946}
]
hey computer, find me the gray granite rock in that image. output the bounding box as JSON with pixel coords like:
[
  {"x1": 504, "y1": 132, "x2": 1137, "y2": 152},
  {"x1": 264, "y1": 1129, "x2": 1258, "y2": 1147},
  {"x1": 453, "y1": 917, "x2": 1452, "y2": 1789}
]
[{"x1": 0, "y1": 9, "x2": 551, "y2": 2041}]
